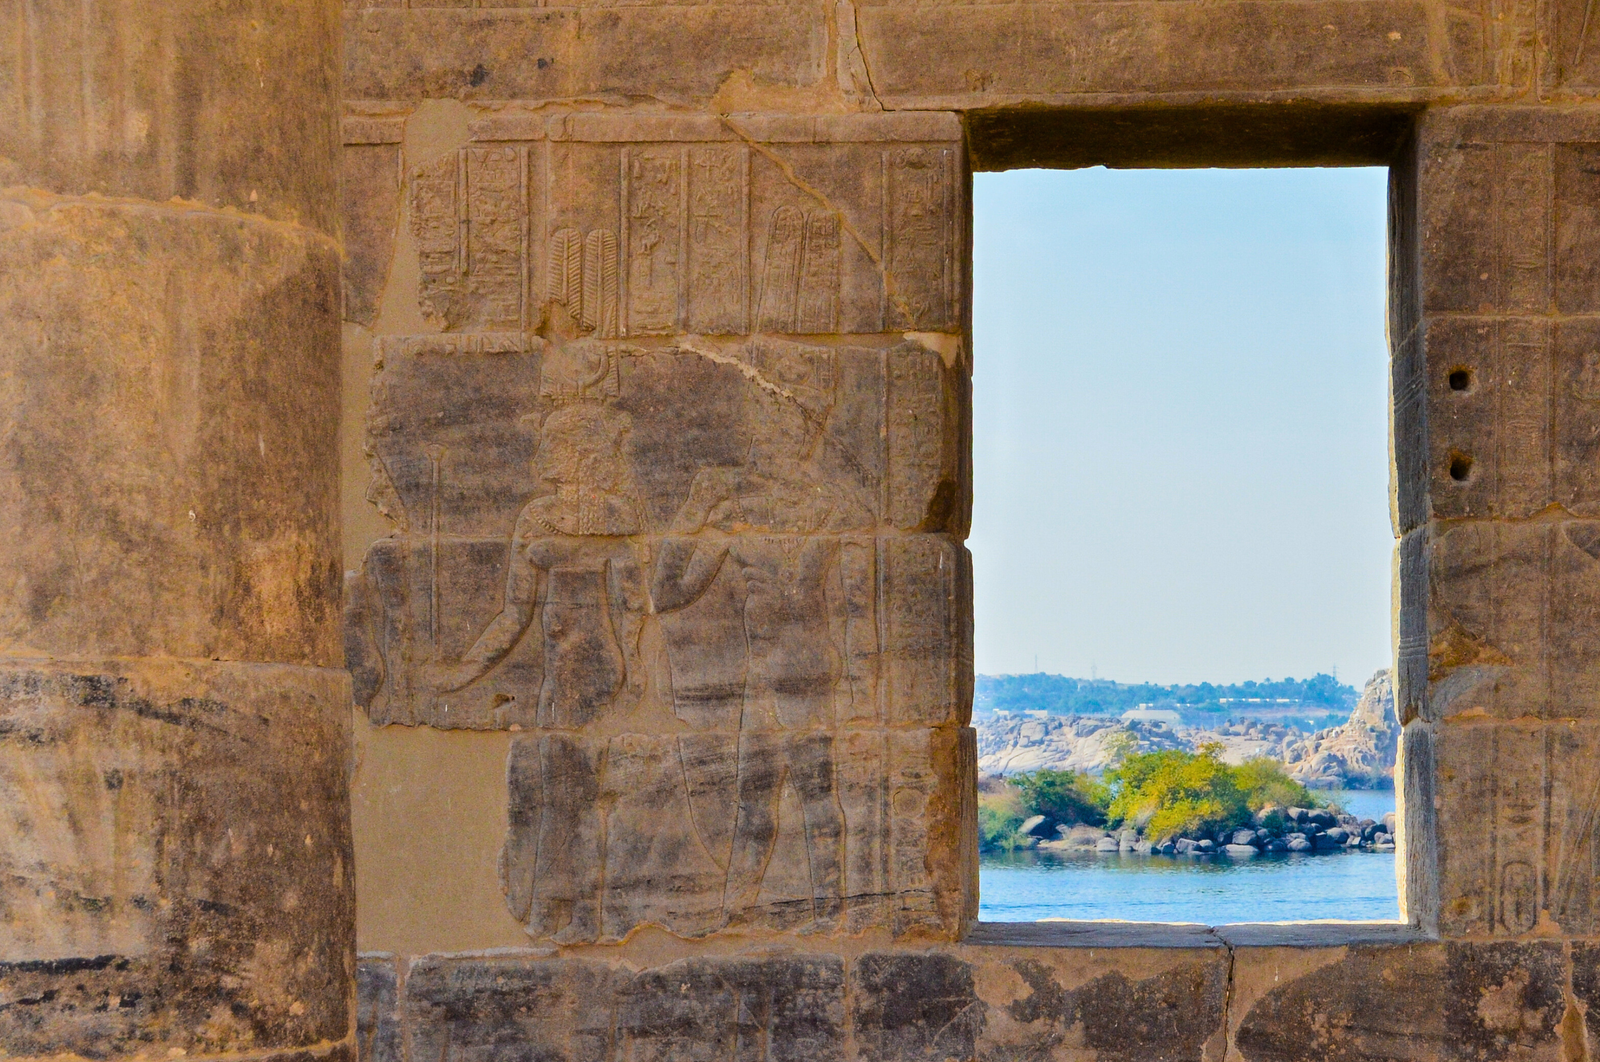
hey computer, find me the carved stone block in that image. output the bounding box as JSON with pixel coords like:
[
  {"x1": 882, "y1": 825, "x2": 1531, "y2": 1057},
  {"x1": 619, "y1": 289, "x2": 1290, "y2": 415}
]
[
  {"x1": 853, "y1": 2, "x2": 1481, "y2": 108},
  {"x1": 0, "y1": 659, "x2": 353, "y2": 1058},
  {"x1": 850, "y1": 952, "x2": 983, "y2": 1062},
  {"x1": 1432, "y1": 721, "x2": 1600, "y2": 936},
  {"x1": 1419, "y1": 317, "x2": 1600, "y2": 521},
  {"x1": 350, "y1": 333, "x2": 969, "y2": 732},
  {"x1": 356, "y1": 957, "x2": 402, "y2": 1062},
  {"x1": 401, "y1": 954, "x2": 845, "y2": 1062},
  {"x1": 343, "y1": 117, "x2": 404, "y2": 327},
  {"x1": 500, "y1": 726, "x2": 975, "y2": 941},
  {"x1": 1398, "y1": 521, "x2": 1600, "y2": 722},
  {"x1": 968, "y1": 946, "x2": 1229, "y2": 1062},
  {"x1": 344, "y1": 7, "x2": 827, "y2": 105},
  {"x1": 393, "y1": 113, "x2": 961, "y2": 335}
]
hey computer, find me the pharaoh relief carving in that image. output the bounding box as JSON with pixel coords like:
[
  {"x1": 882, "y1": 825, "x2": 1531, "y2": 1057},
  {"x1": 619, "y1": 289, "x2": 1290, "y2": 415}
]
[{"x1": 347, "y1": 114, "x2": 972, "y2": 942}]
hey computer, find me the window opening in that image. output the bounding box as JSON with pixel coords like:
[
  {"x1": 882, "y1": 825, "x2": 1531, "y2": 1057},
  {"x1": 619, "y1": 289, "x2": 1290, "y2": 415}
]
[{"x1": 971, "y1": 167, "x2": 1398, "y2": 924}]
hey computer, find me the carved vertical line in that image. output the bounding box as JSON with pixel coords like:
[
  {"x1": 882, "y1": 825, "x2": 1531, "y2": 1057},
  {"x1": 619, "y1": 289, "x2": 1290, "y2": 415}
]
[
  {"x1": 741, "y1": 145, "x2": 751, "y2": 334},
  {"x1": 427, "y1": 447, "x2": 443, "y2": 655},
  {"x1": 679, "y1": 145, "x2": 691, "y2": 331},
  {"x1": 1542, "y1": 726, "x2": 1554, "y2": 918},
  {"x1": 942, "y1": 148, "x2": 954, "y2": 326},
  {"x1": 19, "y1": 0, "x2": 40, "y2": 147},
  {"x1": 457, "y1": 148, "x2": 469, "y2": 279},
  {"x1": 619, "y1": 148, "x2": 630, "y2": 337},
  {"x1": 519, "y1": 144, "x2": 530, "y2": 332},
  {"x1": 880, "y1": 151, "x2": 891, "y2": 332},
  {"x1": 1488, "y1": 726, "x2": 1502, "y2": 932},
  {"x1": 79, "y1": 0, "x2": 92, "y2": 161}
]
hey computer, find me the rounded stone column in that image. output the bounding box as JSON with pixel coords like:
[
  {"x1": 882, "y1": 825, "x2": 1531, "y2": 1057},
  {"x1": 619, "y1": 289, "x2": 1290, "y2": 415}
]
[{"x1": 0, "y1": 3, "x2": 353, "y2": 1058}]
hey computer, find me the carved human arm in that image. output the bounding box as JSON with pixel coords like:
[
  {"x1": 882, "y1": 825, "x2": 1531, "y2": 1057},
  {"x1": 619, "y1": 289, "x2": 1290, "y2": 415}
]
[
  {"x1": 649, "y1": 537, "x2": 730, "y2": 614},
  {"x1": 436, "y1": 529, "x2": 540, "y2": 692}
]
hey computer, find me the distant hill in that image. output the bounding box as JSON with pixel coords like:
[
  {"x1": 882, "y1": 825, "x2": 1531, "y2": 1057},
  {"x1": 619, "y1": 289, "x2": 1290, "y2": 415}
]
[{"x1": 975, "y1": 672, "x2": 1358, "y2": 725}]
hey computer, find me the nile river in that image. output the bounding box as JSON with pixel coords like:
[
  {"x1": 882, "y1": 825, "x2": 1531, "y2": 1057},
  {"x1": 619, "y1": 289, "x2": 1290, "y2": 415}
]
[{"x1": 979, "y1": 790, "x2": 1399, "y2": 924}]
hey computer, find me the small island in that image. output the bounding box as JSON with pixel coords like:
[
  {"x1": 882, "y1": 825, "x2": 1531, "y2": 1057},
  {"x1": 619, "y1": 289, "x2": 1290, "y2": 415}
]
[{"x1": 979, "y1": 745, "x2": 1398, "y2": 858}]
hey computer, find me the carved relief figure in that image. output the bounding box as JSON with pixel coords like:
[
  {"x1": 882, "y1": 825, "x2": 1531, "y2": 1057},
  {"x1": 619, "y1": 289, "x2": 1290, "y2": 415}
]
[
  {"x1": 436, "y1": 351, "x2": 646, "y2": 729},
  {"x1": 649, "y1": 342, "x2": 876, "y2": 929}
]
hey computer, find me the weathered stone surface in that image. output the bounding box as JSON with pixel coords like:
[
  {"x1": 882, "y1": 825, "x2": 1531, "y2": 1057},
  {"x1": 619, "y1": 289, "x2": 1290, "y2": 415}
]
[
  {"x1": 1431, "y1": 721, "x2": 1600, "y2": 936},
  {"x1": 357, "y1": 956, "x2": 402, "y2": 1062},
  {"x1": 0, "y1": 197, "x2": 343, "y2": 666},
  {"x1": 0, "y1": 0, "x2": 342, "y2": 232},
  {"x1": 1397, "y1": 522, "x2": 1600, "y2": 723},
  {"x1": 402, "y1": 953, "x2": 845, "y2": 1062},
  {"x1": 344, "y1": 7, "x2": 827, "y2": 104},
  {"x1": 968, "y1": 946, "x2": 1228, "y2": 1062},
  {"x1": 383, "y1": 113, "x2": 963, "y2": 336},
  {"x1": 855, "y1": 1, "x2": 1497, "y2": 109},
  {"x1": 501, "y1": 726, "x2": 975, "y2": 941},
  {"x1": 347, "y1": 334, "x2": 969, "y2": 731},
  {"x1": 0, "y1": 659, "x2": 354, "y2": 1057},
  {"x1": 343, "y1": 116, "x2": 404, "y2": 327}
]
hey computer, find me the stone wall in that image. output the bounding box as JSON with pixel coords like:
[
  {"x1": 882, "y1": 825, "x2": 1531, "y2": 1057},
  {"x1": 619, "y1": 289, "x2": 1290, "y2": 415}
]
[
  {"x1": 335, "y1": 2, "x2": 1600, "y2": 1060},
  {"x1": 2, "y1": 0, "x2": 1595, "y2": 1058}
]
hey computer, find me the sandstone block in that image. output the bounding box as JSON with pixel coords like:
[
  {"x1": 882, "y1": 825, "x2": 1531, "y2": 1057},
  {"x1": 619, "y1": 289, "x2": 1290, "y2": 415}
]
[
  {"x1": 850, "y1": 952, "x2": 982, "y2": 1062},
  {"x1": 0, "y1": 658, "x2": 353, "y2": 1057},
  {"x1": 1431, "y1": 720, "x2": 1600, "y2": 936},
  {"x1": 0, "y1": 198, "x2": 343, "y2": 666},
  {"x1": 385, "y1": 112, "x2": 962, "y2": 336},
  {"x1": 0, "y1": 0, "x2": 341, "y2": 231},
  {"x1": 357, "y1": 957, "x2": 402, "y2": 1062},
  {"x1": 1397, "y1": 521, "x2": 1600, "y2": 722},
  {"x1": 500, "y1": 726, "x2": 975, "y2": 941},
  {"x1": 343, "y1": 116, "x2": 405, "y2": 326},
  {"x1": 854, "y1": 1, "x2": 1486, "y2": 109},
  {"x1": 345, "y1": 7, "x2": 826, "y2": 104},
  {"x1": 401, "y1": 953, "x2": 845, "y2": 1062},
  {"x1": 349, "y1": 332, "x2": 969, "y2": 731}
]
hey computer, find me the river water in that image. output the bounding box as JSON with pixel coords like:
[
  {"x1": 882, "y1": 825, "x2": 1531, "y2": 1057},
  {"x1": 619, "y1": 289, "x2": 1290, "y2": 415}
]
[{"x1": 979, "y1": 790, "x2": 1399, "y2": 924}]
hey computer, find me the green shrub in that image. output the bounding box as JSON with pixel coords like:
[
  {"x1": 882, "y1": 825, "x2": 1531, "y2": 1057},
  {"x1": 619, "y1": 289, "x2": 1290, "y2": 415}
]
[
  {"x1": 977, "y1": 788, "x2": 1031, "y2": 853},
  {"x1": 1009, "y1": 769, "x2": 1111, "y2": 829},
  {"x1": 1232, "y1": 758, "x2": 1319, "y2": 812},
  {"x1": 1106, "y1": 743, "x2": 1250, "y2": 842}
]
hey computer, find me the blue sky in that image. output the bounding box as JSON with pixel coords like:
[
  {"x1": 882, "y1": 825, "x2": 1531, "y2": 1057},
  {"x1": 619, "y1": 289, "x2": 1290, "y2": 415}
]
[{"x1": 970, "y1": 167, "x2": 1392, "y2": 686}]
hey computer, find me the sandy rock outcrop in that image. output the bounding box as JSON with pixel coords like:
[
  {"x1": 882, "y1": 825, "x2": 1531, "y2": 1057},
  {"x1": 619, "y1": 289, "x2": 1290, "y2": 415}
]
[{"x1": 1281, "y1": 671, "x2": 1398, "y2": 788}]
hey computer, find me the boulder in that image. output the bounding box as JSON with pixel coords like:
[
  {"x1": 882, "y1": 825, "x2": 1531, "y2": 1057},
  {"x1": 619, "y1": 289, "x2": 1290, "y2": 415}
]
[
  {"x1": 1306, "y1": 809, "x2": 1337, "y2": 829},
  {"x1": 1323, "y1": 827, "x2": 1349, "y2": 845},
  {"x1": 1019, "y1": 814, "x2": 1048, "y2": 837},
  {"x1": 1156, "y1": 841, "x2": 1177, "y2": 855},
  {"x1": 1174, "y1": 838, "x2": 1196, "y2": 854},
  {"x1": 1057, "y1": 824, "x2": 1110, "y2": 851},
  {"x1": 1232, "y1": 829, "x2": 1258, "y2": 847},
  {"x1": 1262, "y1": 837, "x2": 1288, "y2": 853},
  {"x1": 1314, "y1": 832, "x2": 1344, "y2": 851},
  {"x1": 1095, "y1": 837, "x2": 1120, "y2": 853},
  {"x1": 1286, "y1": 837, "x2": 1314, "y2": 852},
  {"x1": 1223, "y1": 843, "x2": 1258, "y2": 857},
  {"x1": 1382, "y1": 812, "x2": 1397, "y2": 835},
  {"x1": 1194, "y1": 839, "x2": 1215, "y2": 853},
  {"x1": 1133, "y1": 839, "x2": 1154, "y2": 855}
]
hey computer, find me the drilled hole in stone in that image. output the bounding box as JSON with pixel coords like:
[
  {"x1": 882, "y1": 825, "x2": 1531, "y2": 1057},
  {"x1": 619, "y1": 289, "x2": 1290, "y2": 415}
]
[
  {"x1": 1448, "y1": 369, "x2": 1472, "y2": 391},
  {"x1": 1449, "y1": 452, "x2": 1474, "y2": 481}
]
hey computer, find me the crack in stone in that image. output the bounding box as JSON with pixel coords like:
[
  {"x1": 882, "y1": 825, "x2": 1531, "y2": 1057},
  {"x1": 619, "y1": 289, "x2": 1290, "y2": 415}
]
[{"x1": 717, "y1": 117, "x2": 917, "y2": 327}]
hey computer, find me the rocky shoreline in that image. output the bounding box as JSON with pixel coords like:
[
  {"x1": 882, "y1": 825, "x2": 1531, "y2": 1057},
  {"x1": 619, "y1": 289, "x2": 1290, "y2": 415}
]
[{"x1": 1026, "y1": 804, "x2": 1398, "y2": 857}]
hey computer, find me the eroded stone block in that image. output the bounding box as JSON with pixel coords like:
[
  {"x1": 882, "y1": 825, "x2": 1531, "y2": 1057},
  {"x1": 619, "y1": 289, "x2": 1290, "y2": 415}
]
[
  {"x1": 345, "y1": 7, "x2": 827, "y2": 105},
  {"x1": 501, "y1": 727, "x2": 974, "y2": 941},
  {"x1": 1231, "y1": 945, "x2": 1447, "y2": 1061},
  {"x1": 357, "y1": 956, "x2": 402, "y2": 1062},
  {"x1": 0, "y1": 0, "x2": 342, "y2": 231},
  {"x1": 1432, "y1": 721, "x2": 1600, "y2": 936},
  {"x1": 391, "y1": 113, "x2": 961, "y2": 335},
  {"x1": 401, "y1": 954, "x2": 845, "y2": 1062},
  {"x1": 1398, "y1": 521, "x2": 1600, "y2": 722},
  {"x1": 970, "y1": 947, "x2": 1228, "y2": 1062},
  {"x1": 0, "y1": 659, "x2": 353, "y2": 1057},
  {"x1": 343, "y1": 118, "x2": 404, "y2": 326},
  {"x1": 850, "y1": 952, "x2": 983, "y2": 1062},
  {"x1": 350, "y1": 334, "x2": 968, "y2": 731},
  {"x1": 0, "y1": 198, "x2": 343, "y2": 666}
]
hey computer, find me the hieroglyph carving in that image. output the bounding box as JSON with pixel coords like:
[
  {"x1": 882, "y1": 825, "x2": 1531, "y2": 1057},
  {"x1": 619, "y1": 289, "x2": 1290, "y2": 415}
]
[{"x1": 403, "y1": 115, "x2": 961, "y2": 335}]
